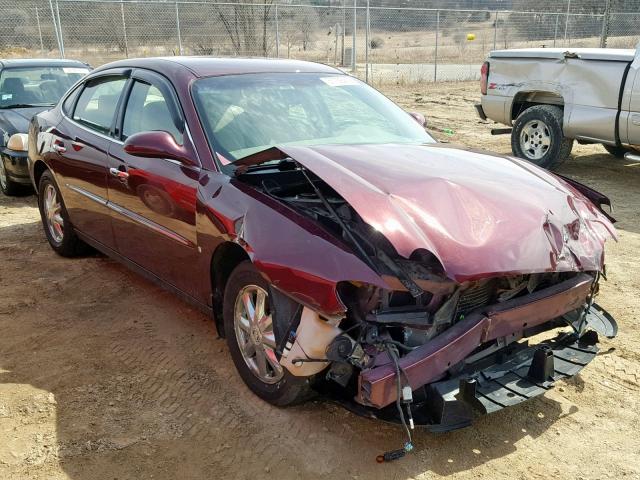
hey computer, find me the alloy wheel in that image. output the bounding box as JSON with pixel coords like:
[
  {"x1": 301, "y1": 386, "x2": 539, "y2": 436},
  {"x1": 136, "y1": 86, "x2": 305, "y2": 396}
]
[
  {"x1": 43, "y1": 183, "x2": 64, "y2": 244},
  {"x1": 520, "y1": 119, "x2": 551, "y2": 160},
  {"x1": 233, "y1": 285, "x2": 284, "y2": 384}
]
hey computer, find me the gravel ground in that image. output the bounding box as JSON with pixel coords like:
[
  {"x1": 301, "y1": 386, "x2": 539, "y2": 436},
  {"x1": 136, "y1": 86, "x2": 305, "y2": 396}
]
[{"x1": 1, "y1": 81, "x2": 639, "y2": 480}]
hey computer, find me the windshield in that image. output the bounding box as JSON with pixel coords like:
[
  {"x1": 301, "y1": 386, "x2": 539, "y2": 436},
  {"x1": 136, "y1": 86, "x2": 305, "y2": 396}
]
[
  {"x1": 192, "y1": 73, "x2": 434, "y2": 163},
  {"x1": 0, "y1": 66, "x2": 90, "y2": 108}
]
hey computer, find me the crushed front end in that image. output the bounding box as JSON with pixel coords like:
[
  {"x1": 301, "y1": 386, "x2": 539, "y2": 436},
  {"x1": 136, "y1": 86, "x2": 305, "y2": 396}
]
[
  {"x1": 316, "y1": 270, "x2": 617, "y2": 432},
  {"x1": 230, "y1": 144, "x2": 618, "y2": 441}
]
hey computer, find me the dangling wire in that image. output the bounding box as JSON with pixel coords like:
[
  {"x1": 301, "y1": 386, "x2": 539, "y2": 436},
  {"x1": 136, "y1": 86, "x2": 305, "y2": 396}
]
[{"x1": 376, "y1": 343, "x2": 415, "y2": 463}]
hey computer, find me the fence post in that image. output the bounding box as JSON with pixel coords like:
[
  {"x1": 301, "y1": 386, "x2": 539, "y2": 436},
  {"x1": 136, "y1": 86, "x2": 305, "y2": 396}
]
[
  {"x1": 334, "y1": 23, "x2": 339, "y2": 65},
  {"x1": 48, "y1": 0, "x2": 61, "y2": 57},
  {"x1": 563, "y1": 0, "x2": 571, "y2": 45},
  {"x1": 434, "y1": 10, "x2": 439, "y2": 83},
  {"x1": 54, "y1": 0, "x2": 65, "y2": 58},
  {"x1": 274, "y1": 3, "x2": 279, "y2": 58},
  {"x1": 352, "y1": 0, "x2": 357, "y2": 72},
  {"x1": 365, "y1": 0, "x2": 369, "y2": 83},
  {"x1": 35, "y1": 7, "x2": 45, "y2": 53},
  {"x1": 120, "y1": 0, "x2": 129, "y2": 58},
  {"x1": 493, "y1": 11, "x2": 498, "y2": 51},
  {"x1": 600, "y1": 0, "x2": 612, "y2": 48},
  {"x1": 175, "y1": 2, "x2": 183, "y2": 55},
  {"x1": 342, "y1": 3, "x2": 346, "y2": 66},
  {"x1": 553, "y1": 13, "x2": 559, "y2": 47}
]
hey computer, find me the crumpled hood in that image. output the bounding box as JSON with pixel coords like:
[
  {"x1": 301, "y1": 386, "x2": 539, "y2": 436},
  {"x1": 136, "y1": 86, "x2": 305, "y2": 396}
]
[
  {"x1": 0, "y1": 107, "x2": 47, "y2": 145},
  {"x1": 278, "y1": 143, "x2": 616, "y2": 282}
]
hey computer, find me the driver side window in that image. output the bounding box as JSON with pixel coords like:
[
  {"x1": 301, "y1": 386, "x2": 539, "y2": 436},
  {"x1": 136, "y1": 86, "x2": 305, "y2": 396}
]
[{"x1": 122, "y1": 81, "x2": 183, "y2": 144}]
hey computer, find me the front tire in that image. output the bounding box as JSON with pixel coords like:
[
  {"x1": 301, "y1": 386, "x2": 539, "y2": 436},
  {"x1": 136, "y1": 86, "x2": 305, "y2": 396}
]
[
  {"x1": 512, "y1": 105, "x2": 573, "y2": 170},
  {"x1": 0, "y1": 157, "x2": 22, "y2": 196},
  {"x1": 37, "y1": 170, "x2": 88, "y2": 257},
  {"x1": 223, "y1": 261, "x2": 314, "y2": 406}
]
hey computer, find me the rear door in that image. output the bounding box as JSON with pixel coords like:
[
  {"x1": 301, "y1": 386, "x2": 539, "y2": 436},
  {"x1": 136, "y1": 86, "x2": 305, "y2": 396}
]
[
  {"x1": 48, "y1": 72, "x2": 129, "y2": 249},
  {"x1": 106, "y1": 69, "x2": 201, "y2": 297}
]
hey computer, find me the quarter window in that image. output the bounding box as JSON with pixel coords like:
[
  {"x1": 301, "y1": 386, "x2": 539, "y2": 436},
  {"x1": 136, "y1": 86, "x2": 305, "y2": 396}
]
[
  {"x1": 122, "y1": 81, "x2": 183, "y2": 144},
  {"x1": 73, "y1": 76, "x2": 127, "y2": 135},
  {"x1": 62, "y1": 84, "x2": 81, "y2": 116}
]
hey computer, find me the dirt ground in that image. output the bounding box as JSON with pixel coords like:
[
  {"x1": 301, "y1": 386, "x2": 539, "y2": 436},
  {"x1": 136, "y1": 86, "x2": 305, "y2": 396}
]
[{"x1": 1, "y1": 81, "x2": 639, "y2": 480}]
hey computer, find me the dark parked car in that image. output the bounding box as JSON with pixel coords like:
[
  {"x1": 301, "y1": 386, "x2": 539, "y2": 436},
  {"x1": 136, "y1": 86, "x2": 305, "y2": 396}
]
[
  {"x1": 28, "y1": 57, "x2": 618, "y2": 457},
  {"x1": 0, "y1": 58, "x2": 90, "y2": 195}
]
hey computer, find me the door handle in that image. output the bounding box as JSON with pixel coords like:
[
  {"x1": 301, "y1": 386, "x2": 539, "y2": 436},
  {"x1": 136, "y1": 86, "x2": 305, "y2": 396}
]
[
  {"x1": 632, "y1": 114, "x2": 640, "y2": 126},
  {"x1": 52, "y1": 140, "x2": 66, "y2": 154},
  {"x1": 109, "y1": 167, "x2": 129, "y2": 182}
]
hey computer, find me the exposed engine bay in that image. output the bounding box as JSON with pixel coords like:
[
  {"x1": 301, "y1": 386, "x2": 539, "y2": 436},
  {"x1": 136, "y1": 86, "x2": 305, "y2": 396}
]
[{"x1": 233, "y1": 155, "x2": 617, "y2": 457}]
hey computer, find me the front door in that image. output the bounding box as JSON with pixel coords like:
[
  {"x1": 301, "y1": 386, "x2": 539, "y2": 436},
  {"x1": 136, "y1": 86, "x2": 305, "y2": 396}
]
[
  {"x1": 626, "y1": 58, "x2": 640, "y2": 147},
  {"x1": 106, "y1": 71, "x2": 201, "y2": 298}
]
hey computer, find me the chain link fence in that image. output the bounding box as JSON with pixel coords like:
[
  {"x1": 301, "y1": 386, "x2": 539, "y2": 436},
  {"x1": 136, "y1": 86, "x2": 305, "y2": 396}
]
[{"x1": 1, "y1": 0, "x2": 639, "y2": 86}]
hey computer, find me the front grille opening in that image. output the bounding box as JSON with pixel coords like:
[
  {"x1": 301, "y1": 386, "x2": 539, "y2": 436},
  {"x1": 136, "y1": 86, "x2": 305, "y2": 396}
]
[{"x1": 455, "y1": 280, "x2": 495, "y2": 319}]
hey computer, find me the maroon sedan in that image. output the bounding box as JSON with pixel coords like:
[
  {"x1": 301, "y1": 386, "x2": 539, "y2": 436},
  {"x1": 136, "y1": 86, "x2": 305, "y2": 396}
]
[{"x1": 28, "y1": 57, "x2": 617, "y2": 456}]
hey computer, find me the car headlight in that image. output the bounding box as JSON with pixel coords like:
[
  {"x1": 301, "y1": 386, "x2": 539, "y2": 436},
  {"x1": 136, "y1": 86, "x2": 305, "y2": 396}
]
[{"x1": 7, "y1": 133, "x2": 28, "y2": 152}]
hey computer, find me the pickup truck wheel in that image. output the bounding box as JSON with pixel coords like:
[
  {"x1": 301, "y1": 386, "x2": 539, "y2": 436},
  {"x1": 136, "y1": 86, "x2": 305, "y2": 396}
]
[
  {"x1": 603, "y1": 144, "x2": 630, "y2": 158},
  {"x1": 223, "y1": 261, "x2": 315, "y2": 406},
  {"x1": 512, "y1": 105, "x2": 573, "y2": 170}
]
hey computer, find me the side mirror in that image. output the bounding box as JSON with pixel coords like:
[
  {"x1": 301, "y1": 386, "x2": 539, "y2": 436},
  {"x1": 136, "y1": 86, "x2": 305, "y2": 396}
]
[
  {"x1": 408, "y1": 111, "x2": 426, "y2": 127},
  {"x1": 123, "y1": 131, "x2": 196, "y2": 166}
]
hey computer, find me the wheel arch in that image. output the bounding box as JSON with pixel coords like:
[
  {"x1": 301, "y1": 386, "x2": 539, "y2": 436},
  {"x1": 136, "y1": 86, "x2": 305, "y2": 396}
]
[
  {"x1": 32, "y1": 160, "x2": 49, "y2": 192},
  {"x1": 510, "y1": 90, "x2": 565, "y2": 123},
  {"x1": 210, "y1": 241, "x2": 251, "y2": 336}
]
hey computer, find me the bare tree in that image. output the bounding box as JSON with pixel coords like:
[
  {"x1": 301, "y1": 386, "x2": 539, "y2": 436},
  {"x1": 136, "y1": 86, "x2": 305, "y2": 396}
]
[{"x1": 214, "y1": 0, "x2": 274, "y2": 56}]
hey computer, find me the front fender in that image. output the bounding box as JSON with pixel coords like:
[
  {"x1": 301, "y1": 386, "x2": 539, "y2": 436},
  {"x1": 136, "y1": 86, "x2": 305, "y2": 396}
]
[{"x1": 195, "y1": 171, "x2": 388, "y2": 315}]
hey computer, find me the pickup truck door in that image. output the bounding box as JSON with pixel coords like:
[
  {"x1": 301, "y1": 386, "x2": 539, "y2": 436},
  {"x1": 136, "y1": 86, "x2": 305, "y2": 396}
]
[{"x1": 624, "y1": 51, "x2": 640, "y2": 147}]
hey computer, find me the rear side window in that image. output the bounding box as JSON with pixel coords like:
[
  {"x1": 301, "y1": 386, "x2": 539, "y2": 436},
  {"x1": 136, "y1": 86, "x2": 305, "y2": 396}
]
[
  {"x1": 122, "y1": 81, "x2": 183, "y2": 144},
  {"x1": 73, "y1": 76, "x2": 127, "y2": 135}
]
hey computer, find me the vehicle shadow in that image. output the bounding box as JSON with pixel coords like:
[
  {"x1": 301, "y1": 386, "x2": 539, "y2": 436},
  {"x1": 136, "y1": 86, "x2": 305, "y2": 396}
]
[{"x1": 0, "y1": 217, "x2": 575, "y2": 480}]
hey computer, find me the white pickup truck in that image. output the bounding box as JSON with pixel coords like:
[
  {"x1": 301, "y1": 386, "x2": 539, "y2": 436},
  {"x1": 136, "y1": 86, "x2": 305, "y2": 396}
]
[{"x1": 477, "y1": 45, "x2": 640, "y2": 169}]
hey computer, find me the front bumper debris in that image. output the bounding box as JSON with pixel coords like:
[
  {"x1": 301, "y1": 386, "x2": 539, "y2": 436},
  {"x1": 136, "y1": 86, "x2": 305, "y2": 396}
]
[
  {"x1": 346, "y1": 329, "x2": 603, "y2": 432},
  {"x1": 358, "y1": 274, "x2": 594, "y2": 408},
  {"x1": 423, "y1": 331, "x2": 599, "y2": 431}
]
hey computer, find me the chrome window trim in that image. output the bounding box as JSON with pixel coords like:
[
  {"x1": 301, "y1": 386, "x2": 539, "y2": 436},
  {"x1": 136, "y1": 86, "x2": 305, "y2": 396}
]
[
  {"x1": 66, "y1": 183, "x2": 195, "y2": 248},
  {"x1": 107, "y1": 202, "x2": 195, "y2": 248},
  {"x1": 61, "y1": 110, "x2": 124, "y2": 145}
]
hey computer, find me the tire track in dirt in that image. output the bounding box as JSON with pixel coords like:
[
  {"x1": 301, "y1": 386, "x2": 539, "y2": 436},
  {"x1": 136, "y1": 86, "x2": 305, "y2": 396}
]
[
  {"x1": 105, "y1": 310, "x2": 403, "y2": 478},
  {"x1": 596, "y1": 354, "x2": 640, "y2": 389}
]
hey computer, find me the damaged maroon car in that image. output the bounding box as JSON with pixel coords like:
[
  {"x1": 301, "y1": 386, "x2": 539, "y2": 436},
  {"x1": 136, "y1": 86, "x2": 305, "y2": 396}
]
[{"x1": 29, "y1": 58, "x2": 617, "y2": 449}]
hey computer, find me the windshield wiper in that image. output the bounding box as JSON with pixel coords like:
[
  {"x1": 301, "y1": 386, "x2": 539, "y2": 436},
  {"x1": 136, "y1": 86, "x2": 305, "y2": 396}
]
[
  {"x1": 0, "y1": 103, "x2": 55, "y2": 109},
  {"x1": 295, "y1": 162, "x2": 424, "y2": 298}
]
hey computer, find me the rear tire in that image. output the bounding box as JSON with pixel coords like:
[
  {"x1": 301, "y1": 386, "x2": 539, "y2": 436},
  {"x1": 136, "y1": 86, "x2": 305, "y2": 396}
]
[
  {"x1": 603, "y1": 144, "x2": 630, "y2": 158},
  {"x1": 223, "y1": 261, "x2": 314, "y2": 406},
  {"x1": 512, "y1": 105, "x2": 573, "y2": 170},
  {"x1": 37, "y1": 170, "x2": 89, "y2": 257}
]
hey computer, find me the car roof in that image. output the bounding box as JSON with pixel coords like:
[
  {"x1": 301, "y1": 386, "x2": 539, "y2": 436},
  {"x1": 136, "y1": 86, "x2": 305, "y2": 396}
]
[
  {"x1": 93, "y1": 57, "x2": 343, "y2": 78},
  {"x1": 0, "y1": 58, "x2": 90, "y2": 69}
]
